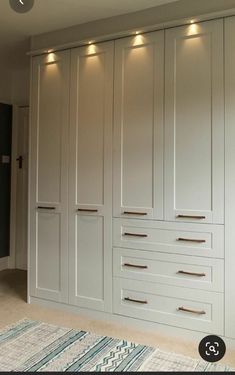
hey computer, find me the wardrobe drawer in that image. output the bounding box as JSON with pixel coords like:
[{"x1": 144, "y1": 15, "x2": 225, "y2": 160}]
[
  {"x1": 113, "y1": 278, "x2": 224, "y2": 335},
  {"x1": 113, "y1": 219, "x2": 224, "y2": 258},
  {"x1": 113, "y1": 248, "x2": 224, "y2": 292}
]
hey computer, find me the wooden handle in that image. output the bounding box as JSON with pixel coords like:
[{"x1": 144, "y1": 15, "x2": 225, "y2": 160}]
[
  {"x1": 178, "y1": 306, "x2": 206, "y2": 315},
  {"x1": 123, "y1": 211, "x2": 147, "y2": 216},
  {"x1": 177, "y1": 238, "x2": 206, "y2": 243},
  {"x1": 123, "y1": 263, "x2": 148, "y2": 269},
  {"x1": 124, "y1": 297, "x2": 148, "y2": 304},
  {"x1": 37, "y1": 206, "x2": 56, "y2": 210},
  {"x1": 123, "y1": 232, "x2": 148, "y2": 238},
  {"x1": 177, "y1": 215, "x2": 206, "y2": 219},
  {"x1": 177, "y1": 270, "x2": 206, "y2": 277},
  {"x1": 77, "y1": 209, "x2": 98, "y2": 212}
]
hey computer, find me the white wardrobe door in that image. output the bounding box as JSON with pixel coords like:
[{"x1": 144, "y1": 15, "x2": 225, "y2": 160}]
[
  {"x1": 225, "y1": 16, "x2": 235, "y2": 339},
  {"x1": 113, "y1": 31, "x2": 164, "y2": 220},
  {"x1": 29, "y1": 51, "x2": 70, "y2": 303},
  {"x1": 69, "y1": 41, "x2": 113, "y2": 312},
  {"x1": 165, "y1": 20, "x2": 224, "y2": 224}
]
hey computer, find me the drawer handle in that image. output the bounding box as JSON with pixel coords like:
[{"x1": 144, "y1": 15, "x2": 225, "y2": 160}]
[
  {"x1": 124, "y1": 297, "x2": 148, "y2": 304},
  {"x1": 123, "y1": 211, "x2": 148, "y2": 216},
  {"x1": 77, "y1": 209, "x2": 98, "y2": 213},
  {"x1": 123, "y1": 232, "x2": 148, "y2": 238},
  {"x1": 177, "y1": 238, "x2": 206, "y2": 243},
  {"x1": 177, "y1": 215, "x2": 206, "y2": 220},
  {"x1": 178, "y1": 306, "x2": 206, "y2": 315},
  {"x1": 37, "y1": 206, "x2": 56, "y2": 210},
  {"x1": 177, "y1": 270, "x2": 206, "y2": 277},
  {"x1": 123, "y1": 263, "x2": 148, "y2": 269}
]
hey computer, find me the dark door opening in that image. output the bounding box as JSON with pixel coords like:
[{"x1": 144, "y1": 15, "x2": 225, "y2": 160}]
[{"x1": 0, "y1": 103, "x2": 12, "y2": 258}]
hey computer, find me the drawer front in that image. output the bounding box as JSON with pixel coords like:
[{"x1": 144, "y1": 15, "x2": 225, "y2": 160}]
[
  {"x1": 113, "y1": 278, "x2": 224, "y2": 335},
  {"x1": 113, "y1": 248, "x2": 224, "y2": 292},
  {"x1": 113, "y1": 219, "x2": 224, "y2": 258}
]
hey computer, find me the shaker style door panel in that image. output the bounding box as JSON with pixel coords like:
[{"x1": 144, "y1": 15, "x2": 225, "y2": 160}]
[
  {"x1": 165, "y1": 20, "x2": 224, "y2": 224},
  {"x1": 69, "y1": 41, "x2": 113, "y2": 312},
  {"x1": 113, "y1": 31, "x2": 164, "y2": 220},
  {"x1": 225, "y1": 16, "x2": 235, "y2": 339},
  {"x1": 29, "y1": 51, "x2": 70, "y2": 303}
]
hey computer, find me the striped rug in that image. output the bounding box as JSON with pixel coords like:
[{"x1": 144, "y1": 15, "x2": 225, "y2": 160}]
[{"x1": 0, "y1": 319, "x2": 232, "y2": 372}]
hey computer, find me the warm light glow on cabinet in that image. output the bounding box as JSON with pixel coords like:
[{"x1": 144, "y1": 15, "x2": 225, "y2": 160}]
[
  {"x1": 47, "y1": 52, "x2": 56, "y2": 63},
  {"x1": 88, "y1": 44, "x2": 97, "y2": 54},
  {"x1": 133, "y1": 34, "x2": 145, "y2": 46},
  {"x1": 188, "y1": 22, "x2": 199, "y2": 35}
]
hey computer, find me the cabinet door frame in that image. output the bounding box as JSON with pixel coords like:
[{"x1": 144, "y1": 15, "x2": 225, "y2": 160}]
[
  {"x1": 164, "y1": 19, "x2": 224, "y2": 224},
  {"x1": 225, "y1": 16, "x2": 235, "y2": 339},
  {"x1": 113, "y1": 31, "x2": 164, "y2": 220},
  {"x1": 68, "y1": 41, "x2": 113, "y2": 312},
  {"x1": 29, "y1": 51, "x2": 70, "y2": 303}
]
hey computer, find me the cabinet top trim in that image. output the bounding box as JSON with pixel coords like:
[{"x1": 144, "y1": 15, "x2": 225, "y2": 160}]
[{"x1": 28, "y1": 10, "x2": 235, "y2": 57}]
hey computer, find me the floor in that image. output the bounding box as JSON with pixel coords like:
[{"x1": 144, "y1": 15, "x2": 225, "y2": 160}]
[{"x1": 0, "y1": 269, "x2": 234, "y2": 368}]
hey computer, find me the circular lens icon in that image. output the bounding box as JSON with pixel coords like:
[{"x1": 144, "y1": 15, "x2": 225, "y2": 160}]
[
  {"x1": 199, "y1": 335, "x2": 226, "y2": 363},
  {"x1": 9, "y1": 0, "x2": 34, "y2": 14}
]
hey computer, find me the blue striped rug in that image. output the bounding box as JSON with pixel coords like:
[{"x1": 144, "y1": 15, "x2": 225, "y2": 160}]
[{"x1": 0, "y1": 319, "x2": 232, "y2": 372}]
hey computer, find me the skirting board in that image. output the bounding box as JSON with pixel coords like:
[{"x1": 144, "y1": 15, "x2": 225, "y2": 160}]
[
  {"x1": 29, "y1": 295, "x2": 235, "y2": 350},
  {"x1": 0, "y1": 257, "x2": 9, "y2": 271}
]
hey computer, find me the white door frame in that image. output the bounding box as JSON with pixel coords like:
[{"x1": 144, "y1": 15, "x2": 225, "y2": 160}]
[{"x1": 8, "y1": 104, "x2": 29, "y2": 270}]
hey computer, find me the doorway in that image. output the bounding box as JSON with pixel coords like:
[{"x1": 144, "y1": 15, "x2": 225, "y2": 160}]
[
  {"x1": 0, "y1": 103, "x2": 12, "y2": 259},
  {"x1": 15, "y1": 106, "x2": 29, "y2": 270}
]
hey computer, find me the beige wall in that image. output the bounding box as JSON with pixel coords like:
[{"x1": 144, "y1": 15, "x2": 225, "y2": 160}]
[
  {"x1": 31, "y1": 0, "x2": 235, "y2": 52},
  {"x1": 0, "y1": 40, "x2": 30, "y2": 106},
  {"x1": 0, "y1": 65, "x2": 12, "y2": 104}
]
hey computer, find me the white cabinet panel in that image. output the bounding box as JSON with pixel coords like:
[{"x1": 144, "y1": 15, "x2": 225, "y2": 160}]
[
  {"x1": 165, "y1": 20, "x2": 224, "y2": 224},
  {"x1": 113, "y1": 218, "x2": 224, "y2": 258},
  {"x1": 69, "y1": 41, "x2": 113, "y2": 312},
  {"x1": 113, "y1": 31, "x2": 164, "y2": 220},
  {"x1": 113, "y1": 278, "x2": 224, "y2": 335},
  {"x1": 225, "y1": 16, "x2": 235, "y2": 339},
  {"x1": 75, "y1": 216, "x2": 104, "y2": 308},
  {"x1": 29, "y1": 51, "x2": 70, "y2": 303},
  {"x1": 113, "y1": 248, "x2": 224, "y2": 292},
  {"x1": 37, "y1": 213, "x2": 60, "y2": 292}
]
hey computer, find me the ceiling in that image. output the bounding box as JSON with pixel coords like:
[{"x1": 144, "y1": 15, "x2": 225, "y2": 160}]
[
  {"x1": 0, "y1": 0, "x2": 179, "y2": 44},
  {"x1": 0, "y1": 0, "x2": 178, "y2": 68}
]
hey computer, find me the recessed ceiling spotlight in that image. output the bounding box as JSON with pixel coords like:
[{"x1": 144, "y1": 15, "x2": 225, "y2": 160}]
[
  {"x1": 9, "y1": 0, "x2": 34, "y2": 13},
  {"x1": 190, "y1": 20, "x2": 195, "y2": 24},
  {"x1": 135, "y1": 31, "x2": 140, "y2": 35}
]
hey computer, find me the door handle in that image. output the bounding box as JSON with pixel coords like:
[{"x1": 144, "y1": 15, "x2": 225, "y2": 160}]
[
  {"x1": 124, "y1": 297, "x2": 148, "y2": 304},
  {"x1": 77, "y1": 209, "x2": 98, "y2": 213},
  {"x1": 123, "y1": 263, "x2": 148, "y2": 269},
  {"x1": 123, "y1": 232, "x2": 148, "y2": 238},
  {"x1": 177, "y1": 238, "x2": 206, "y2": 243},
  {"x1": 37, "y1": 206, "x2": 56, "y2": 210},
  {"x1": 123, "y1": 211, "x2": 148, "y2": 216},
  {"x1": 16, "y1": 155, "x2": 23, "y2": 169},
  {"x1": 177, "y1": 270, "x2": 206, "y2": 277},
  {"x1": 177, "y1": 215, "x2": 206, "y2": 220},
  {"x1": 178, "y1": 306, "x2": 206, "y2": 315}
]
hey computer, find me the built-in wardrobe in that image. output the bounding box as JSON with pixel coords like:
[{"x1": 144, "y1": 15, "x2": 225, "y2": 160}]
[{"x1": 29, "y1": 17, "x2": 235, "y2": 340}]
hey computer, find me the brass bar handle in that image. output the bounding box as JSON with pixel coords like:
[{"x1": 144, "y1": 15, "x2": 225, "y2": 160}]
[
  {"x1": 123, "y1": 232, "x2": 148, "y2": 238},
  {"x1": 37, "y1": 206, "x2": 56, "y2": 210},
  {"x1": 177, "y1": 238, "x2": 206, "y2": 243},
  {"x1": 177, "y1": 270, "x2": 206, "y2": 277},
  {"x1": 123, "y1": 263, "x2": 148, "y2": 269},
  {"x1": 124, "y1": 297, "x2": 148, "y2": 305},
  {"x1": 77, "y1": 209, "x2": 98, "y2": 212},
  {"x1": 123, "y1": 211, "x2": 148, "y2": 216},
  {"x1": 178, "y1": 306, "x2": 206, "y2": 315},
  {"x1": 177, "y1": 215, "x2": 206, "y2": 219}
]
